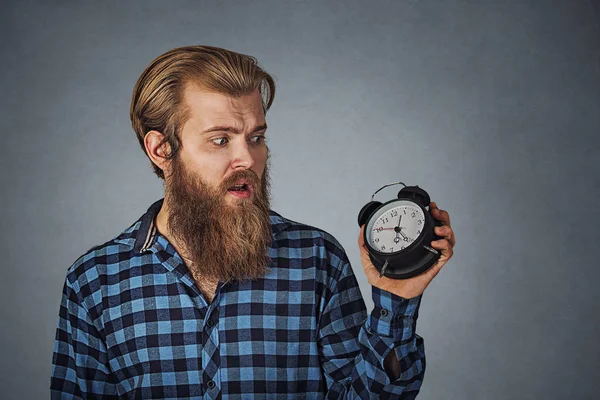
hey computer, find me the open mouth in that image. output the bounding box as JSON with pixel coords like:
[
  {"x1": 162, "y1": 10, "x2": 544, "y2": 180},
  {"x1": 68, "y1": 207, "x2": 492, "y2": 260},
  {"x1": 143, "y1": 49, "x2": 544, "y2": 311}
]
[
  {"x1": 227, "y1": 181, "x2": 253, "y2": 198},
  {"x1": 228, "y1": 183, "x2": 249, "y2": 192}
]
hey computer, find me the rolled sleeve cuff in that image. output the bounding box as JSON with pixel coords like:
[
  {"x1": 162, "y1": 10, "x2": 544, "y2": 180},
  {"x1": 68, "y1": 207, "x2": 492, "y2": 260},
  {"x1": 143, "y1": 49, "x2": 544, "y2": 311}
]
[{"x1": 367, "y1": 287, "x2": 422, "y2": 340}]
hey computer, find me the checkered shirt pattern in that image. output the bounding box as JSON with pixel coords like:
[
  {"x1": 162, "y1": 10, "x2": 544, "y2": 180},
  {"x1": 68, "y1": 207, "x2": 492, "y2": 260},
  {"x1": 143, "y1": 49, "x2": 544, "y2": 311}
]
[{"x1": 51, "y1": 199, "x2": 425, "y2": 399}]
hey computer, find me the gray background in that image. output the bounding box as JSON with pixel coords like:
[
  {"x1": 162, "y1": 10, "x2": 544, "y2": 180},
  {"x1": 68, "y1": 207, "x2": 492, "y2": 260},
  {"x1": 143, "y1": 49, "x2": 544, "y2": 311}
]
[{"x1": 1, "y1": 1, "x2": 599, "y2": 399}]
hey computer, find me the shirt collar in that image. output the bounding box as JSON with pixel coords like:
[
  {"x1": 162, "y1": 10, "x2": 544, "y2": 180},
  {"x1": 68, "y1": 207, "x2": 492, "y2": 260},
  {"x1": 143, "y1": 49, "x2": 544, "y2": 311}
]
[{"x1": 132, "y1": 198, "x2": 164, "y2": 254}]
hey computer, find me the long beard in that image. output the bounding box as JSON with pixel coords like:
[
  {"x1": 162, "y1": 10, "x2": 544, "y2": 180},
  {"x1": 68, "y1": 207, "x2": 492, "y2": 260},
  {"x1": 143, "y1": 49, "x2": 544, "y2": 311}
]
[{"x1": 164, "y1": 154, "x2": 272, "y2": 282}]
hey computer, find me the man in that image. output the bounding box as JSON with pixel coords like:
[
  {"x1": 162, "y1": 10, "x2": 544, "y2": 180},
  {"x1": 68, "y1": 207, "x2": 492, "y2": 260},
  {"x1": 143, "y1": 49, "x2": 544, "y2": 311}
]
[{"x1": 51, "y1": 45, "x2": 455, "y2": 399}]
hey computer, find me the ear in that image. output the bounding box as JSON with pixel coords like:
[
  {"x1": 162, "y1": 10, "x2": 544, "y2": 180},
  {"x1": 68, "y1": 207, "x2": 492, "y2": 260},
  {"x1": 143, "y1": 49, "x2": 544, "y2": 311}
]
[{"x1": 144, "y1": 130, "x2": 171, "y2": 173}]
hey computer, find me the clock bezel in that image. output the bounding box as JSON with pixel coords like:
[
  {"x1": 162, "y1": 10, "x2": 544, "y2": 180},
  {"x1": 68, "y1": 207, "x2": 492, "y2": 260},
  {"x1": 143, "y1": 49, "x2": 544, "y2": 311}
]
[{"x1": 364, "y1": 198, "x2": 428, "y2": 256}]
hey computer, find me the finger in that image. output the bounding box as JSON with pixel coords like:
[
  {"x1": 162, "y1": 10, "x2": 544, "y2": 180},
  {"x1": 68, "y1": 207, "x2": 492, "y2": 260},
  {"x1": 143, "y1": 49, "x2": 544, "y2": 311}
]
[
  {"x1": 431, "y1": 206, "x2": 450, "y2": 226},
  {"x1": 434, "y1": 226, "x2": 456, "y2": 247},
  {"x1": 430, "y1": 238, "x2": 454, "y2": 257},
  {"x1": 431, "y1": 237, "x2": 451, "y2": 248},
  {"x1": 424, "y1": 254, "x2": 447, "y2": 280}
]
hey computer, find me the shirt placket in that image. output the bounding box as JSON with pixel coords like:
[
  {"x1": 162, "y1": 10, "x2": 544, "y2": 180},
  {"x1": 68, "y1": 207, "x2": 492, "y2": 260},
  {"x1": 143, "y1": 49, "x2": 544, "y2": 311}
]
[
  {"x1": 201, "y1": 291, "x2": 222, "y2": 399},
  {"x1": 148, "y1": 233, "x2": 223, "y2": 399}
]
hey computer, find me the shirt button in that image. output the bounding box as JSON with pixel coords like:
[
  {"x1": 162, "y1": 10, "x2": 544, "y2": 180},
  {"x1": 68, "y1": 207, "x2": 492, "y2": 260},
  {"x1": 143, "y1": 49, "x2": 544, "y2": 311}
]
[
  {"x1": 207, "y1": 319, "x2": 214, "y2": 327},
  {"x1": 207, "y1": 380, "x2": 215, "y2": 389},
  {"x1": 380, "y1": 309, "x2": 389, "y2": 317},
  {"x1": 396, "y1": 314, "x2": 403, "y2": 321}
]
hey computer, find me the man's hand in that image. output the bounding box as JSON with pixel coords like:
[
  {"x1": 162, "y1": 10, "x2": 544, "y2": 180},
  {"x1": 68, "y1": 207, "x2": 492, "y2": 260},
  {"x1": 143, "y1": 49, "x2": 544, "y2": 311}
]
[{"x1": 358, "y1": 201, "x2": 455, "y2": 299}]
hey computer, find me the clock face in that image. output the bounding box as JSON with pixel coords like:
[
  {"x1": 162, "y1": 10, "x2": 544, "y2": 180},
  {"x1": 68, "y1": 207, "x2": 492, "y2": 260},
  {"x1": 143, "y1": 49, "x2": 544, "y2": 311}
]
[{"x1": 366, "y1": 200, "x2": 426, "y2": 254}]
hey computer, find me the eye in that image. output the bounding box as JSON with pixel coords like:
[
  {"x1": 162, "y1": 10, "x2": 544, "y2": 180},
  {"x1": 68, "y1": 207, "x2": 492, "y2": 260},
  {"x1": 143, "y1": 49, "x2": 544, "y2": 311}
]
[
  {"x1": 211, "y1": 137, "x2": 228, "y2": 147},
  {"x1": 249, "y1": 135, "x2": 266, "y2": 145}
]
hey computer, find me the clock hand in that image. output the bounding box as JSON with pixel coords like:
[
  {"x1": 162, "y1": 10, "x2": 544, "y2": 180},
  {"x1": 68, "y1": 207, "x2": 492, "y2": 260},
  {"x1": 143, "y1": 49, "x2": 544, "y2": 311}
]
[
  {"x1": 394, "y1": 229, "x2": 401, "y2": 243},
  {"x1": 396, "y1": 215, "x2": 406, "y2": 240}
]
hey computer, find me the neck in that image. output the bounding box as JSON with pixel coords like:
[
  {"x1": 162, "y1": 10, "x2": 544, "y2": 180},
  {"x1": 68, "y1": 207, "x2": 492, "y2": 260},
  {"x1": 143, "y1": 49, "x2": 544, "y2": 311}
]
[{"x1": 155, "y1": 198, "x2": 170, "y2": 238}]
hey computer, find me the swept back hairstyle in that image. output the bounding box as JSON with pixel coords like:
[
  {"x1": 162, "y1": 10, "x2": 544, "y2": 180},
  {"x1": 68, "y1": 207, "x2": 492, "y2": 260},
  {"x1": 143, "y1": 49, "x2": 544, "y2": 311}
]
[{"x1": 130, "y1": 45, "x2": 276, "y2": 179}]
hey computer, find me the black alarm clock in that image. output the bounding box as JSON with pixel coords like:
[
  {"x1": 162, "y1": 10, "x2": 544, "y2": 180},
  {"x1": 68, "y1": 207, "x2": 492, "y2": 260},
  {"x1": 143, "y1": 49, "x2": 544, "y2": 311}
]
[{"x1": 357, "y1": 182, "x2": 444, "y2": 279}]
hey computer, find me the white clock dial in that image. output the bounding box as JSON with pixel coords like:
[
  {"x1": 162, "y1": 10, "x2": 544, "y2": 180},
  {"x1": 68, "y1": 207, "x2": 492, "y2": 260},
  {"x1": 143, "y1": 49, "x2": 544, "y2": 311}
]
[{"x1": 366, "y1": 200, "x2": 425, "y2": 253}]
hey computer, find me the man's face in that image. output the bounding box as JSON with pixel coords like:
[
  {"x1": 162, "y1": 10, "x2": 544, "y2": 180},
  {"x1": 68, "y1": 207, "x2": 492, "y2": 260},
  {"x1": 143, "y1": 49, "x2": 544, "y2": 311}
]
[
  {"x1": 161, "y1": 85, "x2": 272, "y2": 282},
  {"x1": 172, "y1": 85, "x2": 268, "y2": 205}
]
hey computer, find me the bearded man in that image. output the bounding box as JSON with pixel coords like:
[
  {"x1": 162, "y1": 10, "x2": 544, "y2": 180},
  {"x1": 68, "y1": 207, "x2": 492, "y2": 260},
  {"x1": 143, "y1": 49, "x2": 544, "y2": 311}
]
[{"x1": 51, "y1": 45, "x2": 455, "y2": 399}]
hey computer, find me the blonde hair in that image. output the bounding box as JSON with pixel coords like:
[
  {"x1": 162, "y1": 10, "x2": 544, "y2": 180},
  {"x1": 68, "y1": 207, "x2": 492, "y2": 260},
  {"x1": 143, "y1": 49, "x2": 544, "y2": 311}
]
[{"x1": 130, "y1": 45, "x2": 276, "y2": 179}]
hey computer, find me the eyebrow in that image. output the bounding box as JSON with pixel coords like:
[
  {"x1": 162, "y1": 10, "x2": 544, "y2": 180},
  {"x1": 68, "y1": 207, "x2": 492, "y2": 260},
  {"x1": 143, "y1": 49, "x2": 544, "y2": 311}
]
[{"x1": 201, "y1": 123, "x2": 268, "y2": 135}]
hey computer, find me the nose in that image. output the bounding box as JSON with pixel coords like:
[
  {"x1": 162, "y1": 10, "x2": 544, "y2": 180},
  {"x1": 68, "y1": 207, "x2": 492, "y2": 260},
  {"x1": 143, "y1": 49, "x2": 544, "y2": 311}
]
[{"x1": 230, "y1": 139, "x2": 255, "y2": 170}]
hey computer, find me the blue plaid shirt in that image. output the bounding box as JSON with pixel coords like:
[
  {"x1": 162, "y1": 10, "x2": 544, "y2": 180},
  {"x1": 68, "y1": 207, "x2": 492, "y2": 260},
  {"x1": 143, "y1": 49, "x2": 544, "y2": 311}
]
[{"x1": 51, "y1": 199, "x2": 425, "y2": 399}]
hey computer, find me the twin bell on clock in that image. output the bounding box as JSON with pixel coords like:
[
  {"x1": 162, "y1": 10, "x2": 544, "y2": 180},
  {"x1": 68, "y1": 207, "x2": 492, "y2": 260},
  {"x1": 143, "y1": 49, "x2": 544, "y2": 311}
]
[{"x1": 357, "y1": 182, "x2": 444, "y2": 279}]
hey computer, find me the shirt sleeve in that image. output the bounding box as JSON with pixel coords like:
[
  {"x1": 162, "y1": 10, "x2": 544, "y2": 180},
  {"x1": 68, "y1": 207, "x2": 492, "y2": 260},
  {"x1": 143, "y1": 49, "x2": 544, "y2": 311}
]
[
  {"x1": 50, "y1": 277, "x2": 119, "y2": 399},
  {"x1": 316, "y1": 260, "x2": 425, "y2": 399}
]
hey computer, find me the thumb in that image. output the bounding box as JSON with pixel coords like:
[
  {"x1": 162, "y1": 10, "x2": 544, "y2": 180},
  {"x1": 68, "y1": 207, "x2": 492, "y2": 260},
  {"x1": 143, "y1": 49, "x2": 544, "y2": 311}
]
[
  {"x1": 358, "y1": 225, "x2": 379, "y2": 282},
  {"x1": 358, "y1": 225, "x2": 365, "y2": 247},
  {"x1": 357, "y1": 225, "x2": 372, "y2": 263}
]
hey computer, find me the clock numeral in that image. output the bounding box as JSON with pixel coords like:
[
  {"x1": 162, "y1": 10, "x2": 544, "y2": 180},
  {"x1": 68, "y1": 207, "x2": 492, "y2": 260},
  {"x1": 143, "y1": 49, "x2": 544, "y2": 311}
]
[
  {"x1": 374, "y1": 238, "x2": 379, "y2": 243},
  {"x1": 390, "y1": 247, "x2": 394, "y2": 252},
  {"x1": 403, "y1": 237, "x2": 409, "y2": 242},
  {"x1": 411, "y1": 212, "x2": 416, "y2": 218},
  {"x1": 403, "y1": 210, "x2": 406, "y2": 215},
  {"x1": 381, "y1": 245, "x2": 386, "y2": 251},
  {"x1": 401, "y1": 245, "x2": 405, "y2": 250},
  {"x1": 417, "y1": 219, "x2": 422, "y2": 225},
  {"x1": 375, "y1": 227, "x2": 383, "y2": 233},
  {"x1": 417, "y1": 229, "x2": 421, "y2": 235},
  {"x1": 391, "y1": 210, "x2": 398, "y2": 217}
]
